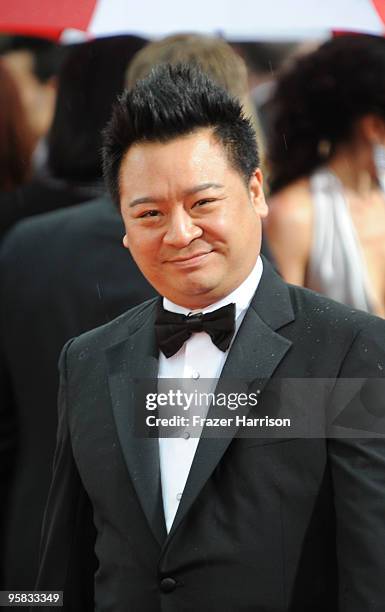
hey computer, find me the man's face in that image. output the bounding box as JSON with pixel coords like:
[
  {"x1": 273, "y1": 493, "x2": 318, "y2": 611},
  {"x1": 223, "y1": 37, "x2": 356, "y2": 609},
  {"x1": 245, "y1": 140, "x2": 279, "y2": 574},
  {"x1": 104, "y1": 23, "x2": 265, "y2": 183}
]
[{"x1": 120, "y1": 128, "x2": 268, "y2": 309}]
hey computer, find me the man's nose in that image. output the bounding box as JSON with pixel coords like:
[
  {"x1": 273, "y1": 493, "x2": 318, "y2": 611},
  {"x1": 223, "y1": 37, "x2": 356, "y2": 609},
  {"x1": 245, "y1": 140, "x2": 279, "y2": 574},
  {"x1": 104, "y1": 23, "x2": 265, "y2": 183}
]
[{"x1": 163, "y1": 209, "x2": 202, "y2": 247}]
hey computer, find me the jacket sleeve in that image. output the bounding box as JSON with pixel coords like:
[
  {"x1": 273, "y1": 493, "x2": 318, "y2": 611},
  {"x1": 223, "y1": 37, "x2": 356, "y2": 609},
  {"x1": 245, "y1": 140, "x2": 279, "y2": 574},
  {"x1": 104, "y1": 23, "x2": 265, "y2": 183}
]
[
  {"x1": 0, "y1": 245, "x2": 18, "y2": 588},
  {"x1": 35, "y1": 339, "x2": 97, "y2": 611},
  {"x1": 328, "y1": 318, "x2": 385, "y2": 612}
]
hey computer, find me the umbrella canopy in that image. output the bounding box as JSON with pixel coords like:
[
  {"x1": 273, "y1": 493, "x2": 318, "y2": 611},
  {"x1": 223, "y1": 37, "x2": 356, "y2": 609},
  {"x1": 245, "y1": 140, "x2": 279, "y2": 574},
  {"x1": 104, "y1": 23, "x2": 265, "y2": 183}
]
[{"x1": 0, "y1": 0, "x2": 384, "y2": 41}]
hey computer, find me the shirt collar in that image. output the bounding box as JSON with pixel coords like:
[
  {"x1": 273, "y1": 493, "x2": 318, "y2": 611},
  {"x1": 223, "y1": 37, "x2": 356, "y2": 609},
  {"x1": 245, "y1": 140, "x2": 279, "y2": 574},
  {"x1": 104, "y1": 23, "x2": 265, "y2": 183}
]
[{"x1": 163, "y1": 255, "x2": 263, "y2": 321}]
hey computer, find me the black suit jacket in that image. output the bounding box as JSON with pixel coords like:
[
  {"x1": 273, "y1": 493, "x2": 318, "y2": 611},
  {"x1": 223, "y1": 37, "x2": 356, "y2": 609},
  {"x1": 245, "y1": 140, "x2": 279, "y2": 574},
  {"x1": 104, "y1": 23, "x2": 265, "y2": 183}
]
[
  {"x1": 0, "y1": 197, "x2": 156, "y2": 590},
  {"x1": 36, "y1": 261, "x2": 385, "y2": 611},
  {"x1": 0, "y1": 176, "x2": 102, "y2": 241}
]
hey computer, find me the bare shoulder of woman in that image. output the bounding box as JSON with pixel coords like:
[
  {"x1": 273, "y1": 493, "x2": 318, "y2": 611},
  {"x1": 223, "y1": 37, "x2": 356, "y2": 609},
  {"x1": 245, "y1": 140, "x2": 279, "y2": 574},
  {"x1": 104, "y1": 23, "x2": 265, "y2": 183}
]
[{"x1": 264, "y1": 178, "x2": 313, "y2": 286}]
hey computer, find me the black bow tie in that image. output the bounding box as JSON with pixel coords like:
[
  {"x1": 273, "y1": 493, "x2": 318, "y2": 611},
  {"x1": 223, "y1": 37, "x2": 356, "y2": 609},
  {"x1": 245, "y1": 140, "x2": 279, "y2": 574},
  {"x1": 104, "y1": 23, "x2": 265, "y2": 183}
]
[{"x1": 155, "y1": 302, "x2": 236, "y2": 358}]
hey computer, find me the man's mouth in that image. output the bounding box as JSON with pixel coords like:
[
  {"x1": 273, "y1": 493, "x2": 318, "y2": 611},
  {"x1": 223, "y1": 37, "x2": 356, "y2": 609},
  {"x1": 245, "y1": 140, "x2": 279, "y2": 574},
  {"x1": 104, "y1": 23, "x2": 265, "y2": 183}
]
[{"x1": 166, "y1": 251, "x2": 212, "y2": 266}]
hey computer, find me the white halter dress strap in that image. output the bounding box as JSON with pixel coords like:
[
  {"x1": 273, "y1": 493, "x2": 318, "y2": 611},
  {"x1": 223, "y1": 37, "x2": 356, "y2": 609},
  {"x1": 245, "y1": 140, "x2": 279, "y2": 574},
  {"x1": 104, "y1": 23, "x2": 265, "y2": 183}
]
[{"x1": 307, "y1": 167, "x2": 374, "y2": 313}]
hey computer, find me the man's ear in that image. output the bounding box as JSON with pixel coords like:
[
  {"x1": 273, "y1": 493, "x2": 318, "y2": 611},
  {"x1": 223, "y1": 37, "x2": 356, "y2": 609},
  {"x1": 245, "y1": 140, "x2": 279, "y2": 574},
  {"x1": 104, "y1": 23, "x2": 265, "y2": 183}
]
[
  {"x1": 123, "y1": 234, "x2": 129, "y2": 249},
  {"x1": 249, "y1": 168, "x2": 268, "y2": 218}
]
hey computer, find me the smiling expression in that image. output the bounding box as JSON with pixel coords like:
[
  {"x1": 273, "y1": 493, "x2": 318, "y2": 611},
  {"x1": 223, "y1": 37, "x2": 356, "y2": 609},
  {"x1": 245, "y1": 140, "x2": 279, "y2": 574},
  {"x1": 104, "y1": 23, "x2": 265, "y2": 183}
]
[{"x1": 120, "y1": 128, "x2": 268, "y2": 309}]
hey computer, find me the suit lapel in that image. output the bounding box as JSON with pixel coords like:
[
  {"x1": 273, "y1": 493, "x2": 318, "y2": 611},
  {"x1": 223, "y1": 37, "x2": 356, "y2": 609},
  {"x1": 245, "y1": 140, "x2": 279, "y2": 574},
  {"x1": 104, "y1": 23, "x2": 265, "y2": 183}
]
[
  {"x1": 105, "y1": 298, "x2": 167, "y2": 546},
  {"x1": 168, "y1": 262, "x2": 295, "y2": 539},
  {"x1": 105, "y1": 263, "x2": 296, "y2": 545}
]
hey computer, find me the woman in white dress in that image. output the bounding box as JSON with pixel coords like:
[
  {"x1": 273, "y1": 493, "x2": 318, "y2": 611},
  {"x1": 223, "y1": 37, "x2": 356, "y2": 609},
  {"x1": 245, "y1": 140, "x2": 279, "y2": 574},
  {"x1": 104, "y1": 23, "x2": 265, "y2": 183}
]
[{"x1": 265, "y1": 34, "x2": 385, "y2": 317}]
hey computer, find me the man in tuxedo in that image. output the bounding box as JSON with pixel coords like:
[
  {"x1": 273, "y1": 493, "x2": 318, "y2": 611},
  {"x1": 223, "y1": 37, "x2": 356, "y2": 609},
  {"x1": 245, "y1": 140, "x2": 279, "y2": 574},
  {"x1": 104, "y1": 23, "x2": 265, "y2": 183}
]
[
  {"x1": 36, "y1": 64, "x2": 385, "y2": 611},
  {"x1": 0, "y1": 34, "x2": 264, "y2": 592}
]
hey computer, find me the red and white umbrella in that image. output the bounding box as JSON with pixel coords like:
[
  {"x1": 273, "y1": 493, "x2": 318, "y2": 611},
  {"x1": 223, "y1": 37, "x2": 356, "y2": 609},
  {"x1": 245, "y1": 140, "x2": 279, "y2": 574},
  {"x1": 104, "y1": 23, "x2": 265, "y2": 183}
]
[{"x1": 1, "y1": 0, "x2": 385, "y2": 41}]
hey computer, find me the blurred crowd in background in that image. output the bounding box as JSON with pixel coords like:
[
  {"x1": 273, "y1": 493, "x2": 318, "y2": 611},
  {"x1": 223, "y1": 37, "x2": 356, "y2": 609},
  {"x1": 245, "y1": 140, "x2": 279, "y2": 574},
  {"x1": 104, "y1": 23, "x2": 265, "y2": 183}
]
[{"x1": 0, "y1": 29, "x2": 385, "y2": 591}]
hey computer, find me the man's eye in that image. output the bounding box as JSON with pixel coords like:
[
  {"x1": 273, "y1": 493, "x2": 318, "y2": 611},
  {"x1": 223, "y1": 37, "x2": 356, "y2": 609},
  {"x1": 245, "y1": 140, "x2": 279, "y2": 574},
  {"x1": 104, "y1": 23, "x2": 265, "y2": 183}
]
[
  {"x1": 139, "y1": 210, "x2": 159, "y2": 218},
  {"x1": 194, "y1": 198, "x2": 215, "y2": 207}
]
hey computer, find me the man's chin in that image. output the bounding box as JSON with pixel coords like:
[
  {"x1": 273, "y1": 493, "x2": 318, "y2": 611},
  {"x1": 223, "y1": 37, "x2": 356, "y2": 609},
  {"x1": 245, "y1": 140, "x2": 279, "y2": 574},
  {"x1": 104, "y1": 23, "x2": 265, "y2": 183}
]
[{"x1": 167, "y1": 280, "x2": 226, "y2": 309}]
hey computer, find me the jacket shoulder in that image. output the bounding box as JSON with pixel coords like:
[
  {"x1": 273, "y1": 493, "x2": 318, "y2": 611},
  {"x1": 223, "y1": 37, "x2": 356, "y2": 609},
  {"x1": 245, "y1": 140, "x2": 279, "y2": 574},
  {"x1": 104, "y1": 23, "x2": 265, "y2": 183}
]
[
  {"x1": 286, "y1": 282, "x2": 385, "y2": 335},
  {"x1": 64, "y1": 296, "x2": 159, "y2": 357}
]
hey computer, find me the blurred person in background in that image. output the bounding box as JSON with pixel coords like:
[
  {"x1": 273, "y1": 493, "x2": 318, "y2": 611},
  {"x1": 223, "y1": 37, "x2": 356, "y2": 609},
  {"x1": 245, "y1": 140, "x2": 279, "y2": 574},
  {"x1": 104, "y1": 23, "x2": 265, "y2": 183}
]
[
  {"x1": 231, "y1": 41, "x2": 301, "y2": 138},
  {"x1": 127, "y1": 33, "x2": 264, "y2": 157},
  {"x1": 0, "y1": 34, "x2": 147, "y2": 592},
  {"x1": 0, "y1": 36, "x2": 62, "y2": 156},
  {"x1": 0, "y1": 33, "x2": 260, "y2": 592},
  {"x1": 0, "y1": 61, "x2": 34, "y2": 191},
  {"x1": 0, "y1": 35, "x2": 145, "y2": 240},
  {"x1": 266, "y1": 34, "x2": 385, "y2": 317}
]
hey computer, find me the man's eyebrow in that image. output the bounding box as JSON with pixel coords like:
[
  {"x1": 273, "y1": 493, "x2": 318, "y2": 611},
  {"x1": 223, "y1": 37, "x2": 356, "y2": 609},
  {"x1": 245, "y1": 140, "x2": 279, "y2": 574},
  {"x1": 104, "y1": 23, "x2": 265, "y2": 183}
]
[
  {"x1": 129, "y1": 196, "x2": 161, "y2": 208},
  {"x1": 128, "y1": 183, "x2": 224, "y2": 208},
  {"x1": 184, "y1": 182, "x2": 224, "y2": 196}
]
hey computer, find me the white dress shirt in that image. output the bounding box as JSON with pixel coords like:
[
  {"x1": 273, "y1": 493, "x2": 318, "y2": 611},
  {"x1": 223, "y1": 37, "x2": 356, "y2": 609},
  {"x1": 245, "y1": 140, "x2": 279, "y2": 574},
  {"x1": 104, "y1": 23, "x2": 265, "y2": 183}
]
[{"x1": 158, "y1": 256, "x2": 263, "y2": 532}]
